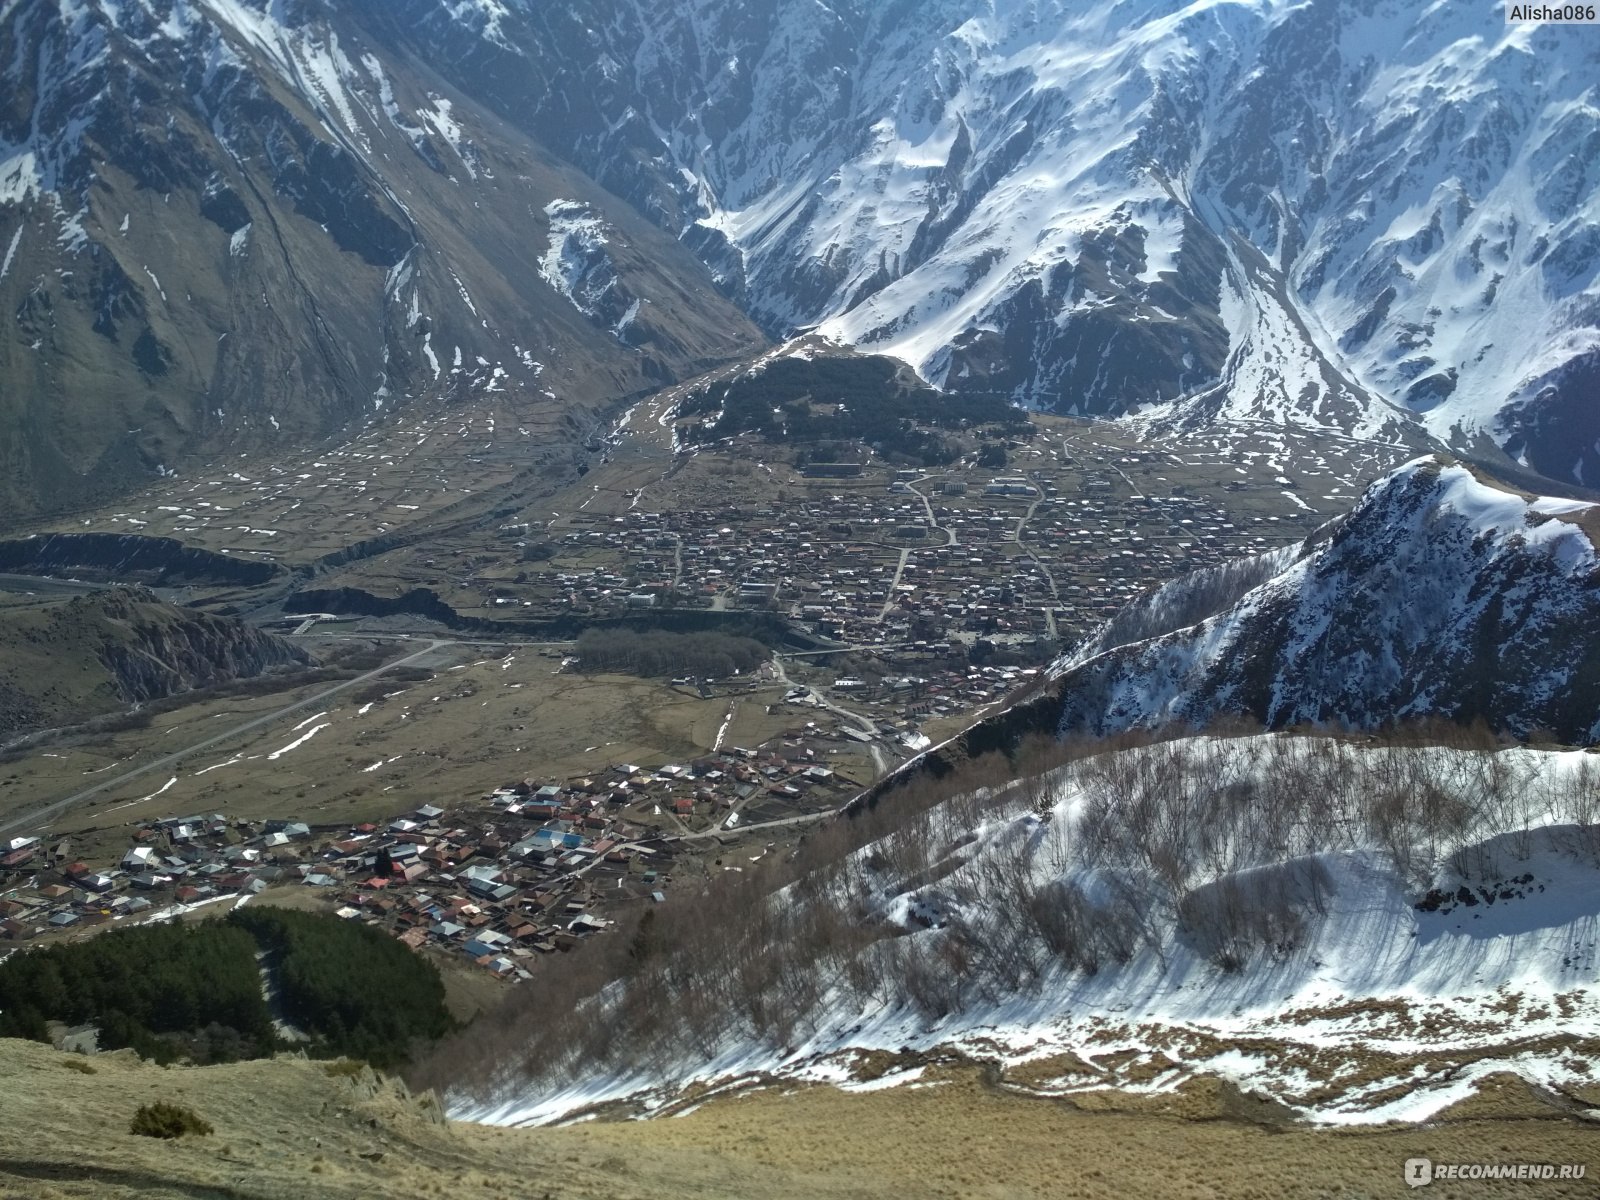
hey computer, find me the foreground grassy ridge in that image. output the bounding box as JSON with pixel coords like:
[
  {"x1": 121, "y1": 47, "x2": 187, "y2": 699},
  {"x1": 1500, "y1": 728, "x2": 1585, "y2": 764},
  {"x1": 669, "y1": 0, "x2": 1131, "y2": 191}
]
[{"x1": 0, "y1": 1038, "x2": 1594, "y2": 1200}]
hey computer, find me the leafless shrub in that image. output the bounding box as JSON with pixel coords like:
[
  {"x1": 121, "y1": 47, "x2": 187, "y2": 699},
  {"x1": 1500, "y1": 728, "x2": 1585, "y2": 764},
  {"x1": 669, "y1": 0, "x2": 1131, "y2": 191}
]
[
  {"x1": 1176, "y1": 858, "x2": 1330, "y2": 972},
  {"x1": 1022, "y1": 879, "x2": 1142, "y2": 975}
]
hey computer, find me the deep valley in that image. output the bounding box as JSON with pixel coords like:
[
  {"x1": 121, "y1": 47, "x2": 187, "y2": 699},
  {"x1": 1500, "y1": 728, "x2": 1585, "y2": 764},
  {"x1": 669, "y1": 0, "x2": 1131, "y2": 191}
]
[{"x1": 1, "y1": 1, "x2": 1598, "y2": 1195}]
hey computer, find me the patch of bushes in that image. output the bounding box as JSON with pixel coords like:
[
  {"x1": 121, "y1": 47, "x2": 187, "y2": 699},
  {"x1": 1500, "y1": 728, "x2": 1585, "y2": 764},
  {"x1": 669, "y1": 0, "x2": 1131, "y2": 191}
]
[
  {"x1": 574, "y1": 628, "x2": 769, "y2": 679},
  {"x1": 130, "y1": 1101, "x2": 213, "y2": 1139}
]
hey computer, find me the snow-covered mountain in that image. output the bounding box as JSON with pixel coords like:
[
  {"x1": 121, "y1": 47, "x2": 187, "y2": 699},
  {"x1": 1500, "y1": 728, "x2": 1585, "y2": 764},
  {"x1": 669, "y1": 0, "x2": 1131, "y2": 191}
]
[
  {"x1": 6, "y1": 0, "x2": 1598, "y2": 518},
  {"x1": 392, "y1": 0, "x2": 1598, "y2": 477},
  {"x1": 0, "y1": 0, "x2": 762, "y2": 519},
  {"x1": 1049, "y1": 456, "x2": 1600, "y2": 742}
]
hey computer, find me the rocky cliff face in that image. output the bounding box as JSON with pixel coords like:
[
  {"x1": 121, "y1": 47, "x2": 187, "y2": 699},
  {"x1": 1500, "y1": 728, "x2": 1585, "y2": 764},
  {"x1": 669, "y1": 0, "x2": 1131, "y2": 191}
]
[
  {"x1": 87, "y1": 586, "x2": 312, "y2": 704},
  {"x1": 0, "y1": 586, "x2": 312, "y2": 736},
  {"x1": 1048, "y1": 458, "x2": 1600, "y2": 744}
]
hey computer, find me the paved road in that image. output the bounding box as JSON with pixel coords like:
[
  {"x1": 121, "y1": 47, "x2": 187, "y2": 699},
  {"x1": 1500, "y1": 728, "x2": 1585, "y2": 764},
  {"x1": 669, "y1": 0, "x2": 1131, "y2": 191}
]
[
  {"x1": 904, "y1": 478, "x2": 959, "y2": 546},
  {"x1": 674, "y1": 809, "x2": 835, "y2": 841},
  {"x1": 873, "y1": 476, "x2": 961, "y2": 621},
  {"x1": 878, "y1": 546, "x2": 913, "y2": 620},
  {"x1": 0, "y1": 572, "x2": 112, "y2": 598},
  {"x1": 291, "y1": 630, "x2": 575, "y2": 649},
  {"x1": 1013, "y1": 495, "x2": 1063, "y2": 637},
  {"x1": 775, "y1": 642, "x2": 924, "y2": 659},
  {"x1": 0, "y1": 639, "x2": 453, "y2": 839},
  {"x1": 0, "y1": 573, "x2": 192, "y2": 609}
]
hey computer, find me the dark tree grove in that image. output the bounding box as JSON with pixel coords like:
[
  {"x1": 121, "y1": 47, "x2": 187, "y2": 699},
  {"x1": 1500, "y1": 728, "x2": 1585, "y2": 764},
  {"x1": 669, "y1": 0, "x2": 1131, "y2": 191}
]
[
  {"x1": 230, "y1": 908, "x2": 453, "y2": 1068},
  {"x1": 0, "y1": 921, "x2": 271, "y2": 1063},
  {"x1": 676, "y1": 354, "x2": 1031, "y2": 464},
  {"x1": 0, "y1": 908, "x2": 451, "y2": 1068},
  {"x1": 575, "y1": 628, "x2": 770, "y2": 679}
]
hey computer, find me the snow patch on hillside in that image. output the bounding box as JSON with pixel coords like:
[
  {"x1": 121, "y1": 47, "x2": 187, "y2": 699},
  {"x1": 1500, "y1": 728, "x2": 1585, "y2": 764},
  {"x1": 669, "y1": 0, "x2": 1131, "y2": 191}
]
[
  {"x1": 538, "y1": 200, "x2": 605, "y2": 303},
  {"x1": 455, "y1": 735, "x2": 1600, "y2": 1129},
  {"x1": 0, "y1": 228, "x2": 20, "y2": 281},
  {"x1": 537, "y1": 199, "x2": 639, "y2": 340}
]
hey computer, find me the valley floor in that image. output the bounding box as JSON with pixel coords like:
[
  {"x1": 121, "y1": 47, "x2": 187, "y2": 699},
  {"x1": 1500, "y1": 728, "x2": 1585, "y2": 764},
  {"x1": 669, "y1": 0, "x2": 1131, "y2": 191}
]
[{"x1": 1, "y1": 1038, "x2": 1593, "y2": 1200}]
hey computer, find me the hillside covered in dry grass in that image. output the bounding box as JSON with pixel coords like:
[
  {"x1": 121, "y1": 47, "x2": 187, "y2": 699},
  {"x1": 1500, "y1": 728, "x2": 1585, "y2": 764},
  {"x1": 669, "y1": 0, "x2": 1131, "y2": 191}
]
[{"x1": 2, "y1": 1036, "x2": 1597, "y2": 1200}]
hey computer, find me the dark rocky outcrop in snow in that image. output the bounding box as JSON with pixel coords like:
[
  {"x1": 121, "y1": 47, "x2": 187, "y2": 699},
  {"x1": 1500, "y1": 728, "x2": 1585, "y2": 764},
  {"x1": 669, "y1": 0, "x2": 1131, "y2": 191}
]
[{"x1": 1051, "y1": 458, "x2": 1600, "y2": 744}]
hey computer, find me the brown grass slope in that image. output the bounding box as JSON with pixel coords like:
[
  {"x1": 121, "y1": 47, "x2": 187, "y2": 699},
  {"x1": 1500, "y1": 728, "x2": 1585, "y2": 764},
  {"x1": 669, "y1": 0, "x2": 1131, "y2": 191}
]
[
  {"x1": 1, "y1": 1038, "x2": 1595, "y2": 1200},
  {"x1": 0, "y1": 1, "x2": 764, "y2": 526}
]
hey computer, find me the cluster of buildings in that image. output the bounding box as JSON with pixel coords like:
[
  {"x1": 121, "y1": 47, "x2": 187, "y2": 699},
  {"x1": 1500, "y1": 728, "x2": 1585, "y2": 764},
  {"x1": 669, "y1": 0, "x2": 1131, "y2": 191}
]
[
  {"x1": 1, "y1": 825, "x2": 274, "y2": 938},
  {"x1": 802, "y1": 662, "x2": 1042, "y2": 728},
  {"x1": 516, "y1": 489, "x2": 1243, "y2": 627},
  {"x1": 426, "y1": 456, "x2": 1315, "y2": 737},
  {"x1": 557, "y1": 477, "x2": 1292, "y2": 647},
  {"x1": 0, "y1": 735, "x2": 868, "y2": 971}
]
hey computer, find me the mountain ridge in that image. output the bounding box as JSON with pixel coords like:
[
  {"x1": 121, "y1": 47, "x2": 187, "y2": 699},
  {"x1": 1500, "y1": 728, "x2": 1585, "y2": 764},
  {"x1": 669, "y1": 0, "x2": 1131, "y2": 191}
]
[
  {"x1": 394, "y1": 0, "x2": 1597, "y2": 478},
  {"x1": 6, "y1": 0, "x2": 1597, "y2": 522},
  {"x1": 0, "y1": 0, "x2": 765, "y2": 522},
  {"x1": 1047, "y1": 454, "x2": 1600, "y2": 742}
]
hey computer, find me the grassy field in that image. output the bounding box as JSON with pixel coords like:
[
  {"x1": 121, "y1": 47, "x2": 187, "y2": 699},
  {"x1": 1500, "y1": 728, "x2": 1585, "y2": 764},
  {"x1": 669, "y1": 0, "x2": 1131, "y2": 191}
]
[
  {"x1": 589, "y1": 1067, "x2": 1598, "y2": 1200},
  {"x1": 0, "y1": 643, "x2": 830, "y2": 865},
  {"x1": 0, "y1": 1037, "x2": 1592, "y2": 1200}
]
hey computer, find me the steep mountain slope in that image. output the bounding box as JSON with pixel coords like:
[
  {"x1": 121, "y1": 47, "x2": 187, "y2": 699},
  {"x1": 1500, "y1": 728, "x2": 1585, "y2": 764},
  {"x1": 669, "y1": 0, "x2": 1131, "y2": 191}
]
[
  {"x1": 1050, "y1": 456, "x2": 1600, "y2": 742},
  {"x1": 0, "y1": 584, "x2": 311, "y2": 737},
  {"x1": 391, "y1": 0, "x2": 1595, "y2": 475},
  {"x1": 0, "y1": 0, "x2": 764, "y2": 522},
  {"x1": 6, "y1": 0, "x2": 1594, "y2": 516},
  {"x1": 447, "y1": 734, "x2": 1600, "y2": 1130}
]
